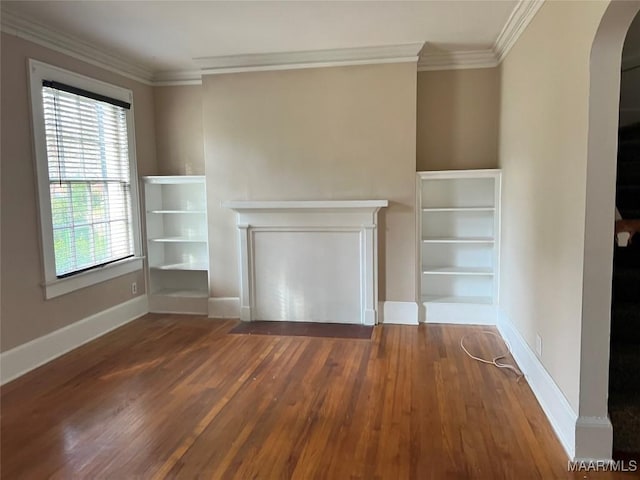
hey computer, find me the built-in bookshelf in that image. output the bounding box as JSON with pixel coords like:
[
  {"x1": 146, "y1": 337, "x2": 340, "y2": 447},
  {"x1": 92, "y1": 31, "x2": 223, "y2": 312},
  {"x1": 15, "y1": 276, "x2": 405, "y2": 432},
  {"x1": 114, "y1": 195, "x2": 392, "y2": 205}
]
[
  {"x1": 417, "y1": 170, "x2": 501, "y2": 324},
  {"x1": 143, "y1": 176, "x2": 208, "y2": 314}
]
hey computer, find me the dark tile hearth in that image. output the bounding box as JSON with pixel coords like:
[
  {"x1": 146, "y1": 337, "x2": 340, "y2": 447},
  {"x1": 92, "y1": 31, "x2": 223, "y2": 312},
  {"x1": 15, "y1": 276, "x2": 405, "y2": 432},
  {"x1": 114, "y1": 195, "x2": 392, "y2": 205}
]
[{"x1": 228, "y1": 320, "x2": 373, "y2": 340}]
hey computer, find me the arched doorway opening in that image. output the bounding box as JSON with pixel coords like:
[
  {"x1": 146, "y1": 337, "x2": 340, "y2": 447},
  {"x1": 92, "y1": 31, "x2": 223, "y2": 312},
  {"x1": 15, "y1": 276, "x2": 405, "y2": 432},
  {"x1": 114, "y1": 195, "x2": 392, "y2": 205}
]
[
  {"x1": 578, "y1": 0, "x2": 640, "y2": 461},
  {"x1": 609, "y1": 9, "x2": 640, "y2": 459}
]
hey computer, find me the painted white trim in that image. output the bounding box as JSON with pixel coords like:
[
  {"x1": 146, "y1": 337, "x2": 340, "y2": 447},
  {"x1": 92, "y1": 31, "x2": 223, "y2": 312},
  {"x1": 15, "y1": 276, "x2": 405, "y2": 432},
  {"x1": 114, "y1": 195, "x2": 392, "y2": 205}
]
[
  {"x1": 574, "y1": 417, "x2": 613, "y2": 462},
  {"x1": 208, "y1": 297, "x2": 241, "y2": 319},
  {"x1": 153, "y1": 79, "x2": 203, "y2": 87},
  {"x1": 417, "y1": 169, "x2": 501, "y2": 327},
  {"x1": 417, "y1": 1, "x2": 544, "y2": 71},
  {"x1": 28, "y1": 59, "x2": 144, "y2": 299},
  {"x1": 200, "y1": 57, "x2": 418, "y2": 76},
  {"x1": 196, "y1": 43, "x2": 423, "y2": 75},
  {"x1": 417, "y1": 169, "x2": 502, "y2": 180},
  {"x1": 576, "y1": 0, "x2": 640, "y2": 462},
  {"x1": 1, "y1": 9, "x2": 154, "y2": 84},
  {"x1": 143, "y1": 175, "x2": 205, "y2": 185},
  {"x1": 44, "y1": 257, "x2": 144, "y2": 299},
  {"x1": 0, "y1": 8, "x2": 205, "y2": 86},
  {"x1": 226, "y1": 201, "x2": 385, "y2": 325},
  {"x1": 152, "y1": 70, "x2": 203, "y2": 86},
  {"x1": 0, "y1": 296, "x2": 148, "y2": 385},
  {"x1": 1, "y1": 1, "x2": 544, "y2": 83},
  {"x1": 222, "y1": 200, "x2": 388, "y2": 210},
  {"x1": 378, "y1": 301, "x2": 419, "y2": 325},
  {"x1": 493, "y1": 0, "x2": 545, "y2": 63},
  {"x1": 497, "y1": 309, "x2": 578, "y2": 459},
  {"x1": 418, "y1": 49, "x2": 498, "y2": 72},
  {"x1": 2, "y1": 2, "x2": 544, "y2": 83},
  {"x1": 149, "y1": 295, "x2": 208, "y2": 315},
  {"x1": 424, "y1": 302, "x2": 497, "y2": 325}
]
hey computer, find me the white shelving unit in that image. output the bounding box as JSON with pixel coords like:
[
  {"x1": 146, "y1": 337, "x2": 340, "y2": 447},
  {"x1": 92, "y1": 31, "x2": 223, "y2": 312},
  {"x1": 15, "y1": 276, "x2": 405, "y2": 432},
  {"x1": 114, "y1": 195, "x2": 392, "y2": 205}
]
[
  {"x1": 143, "y1": 176, "x2": 209, "y2": 314},
  {"x1": 417, "y1": 170, "x2": 501, "y2": 324}
]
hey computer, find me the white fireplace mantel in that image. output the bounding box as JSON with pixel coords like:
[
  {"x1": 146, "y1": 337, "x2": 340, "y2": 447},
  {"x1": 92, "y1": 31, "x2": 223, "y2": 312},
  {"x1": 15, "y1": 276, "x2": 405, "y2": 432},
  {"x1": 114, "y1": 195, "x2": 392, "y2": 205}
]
[
  {"x1": 223, "y1": 200, "x2": 388, "y2": 325},
  {"x1": 223, "y1": 200, "x2": 388, "y2": 210}
]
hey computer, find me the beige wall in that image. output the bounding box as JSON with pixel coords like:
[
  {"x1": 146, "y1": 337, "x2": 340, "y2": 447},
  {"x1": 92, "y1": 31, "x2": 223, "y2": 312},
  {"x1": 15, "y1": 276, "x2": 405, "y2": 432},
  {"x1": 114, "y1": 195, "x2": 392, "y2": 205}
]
[
  {"x1": 0, "y1": 33, "x2": 157, "y2": 352},
  {"x1": 417, "y1": 68, "x2": 499, "y2": 171},
  {"x1": 498, "y1": 1, "x2": 608, "y2": 412},
  {"x1": 154, "y1": 85, "x2": 205, "y2": 175},
  {"x1": 202, "y1": 63, "x2": 418, "y2": 302}
]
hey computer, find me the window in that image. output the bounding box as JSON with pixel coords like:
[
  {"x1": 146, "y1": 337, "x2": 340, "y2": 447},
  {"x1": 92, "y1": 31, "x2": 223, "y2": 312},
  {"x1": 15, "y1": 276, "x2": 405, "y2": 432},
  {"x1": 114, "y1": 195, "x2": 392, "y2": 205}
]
[{"x1": 29, "y1": 60, "x2": 142, "y2": 298}]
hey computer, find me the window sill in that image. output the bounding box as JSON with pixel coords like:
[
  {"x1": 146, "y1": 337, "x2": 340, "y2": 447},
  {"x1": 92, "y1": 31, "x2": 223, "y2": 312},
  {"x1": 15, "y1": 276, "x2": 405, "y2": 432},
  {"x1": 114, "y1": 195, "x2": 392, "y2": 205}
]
[{"x1": 43, "y1": 256, "x2": 144, "y2": 299}]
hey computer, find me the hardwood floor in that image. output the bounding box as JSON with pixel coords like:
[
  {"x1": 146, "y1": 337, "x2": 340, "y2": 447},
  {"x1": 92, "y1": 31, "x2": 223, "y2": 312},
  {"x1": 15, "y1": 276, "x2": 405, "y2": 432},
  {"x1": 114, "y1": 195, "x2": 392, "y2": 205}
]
[{"x1": 1, "y1": 315, "x2": 635, "y2": 479}]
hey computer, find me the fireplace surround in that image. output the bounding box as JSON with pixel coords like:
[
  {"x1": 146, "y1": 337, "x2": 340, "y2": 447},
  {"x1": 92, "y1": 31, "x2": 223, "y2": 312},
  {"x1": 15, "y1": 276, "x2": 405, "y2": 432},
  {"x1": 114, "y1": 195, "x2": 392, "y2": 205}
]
[{"x1": 224, "y1": 200, "x2": 388, "y2": 325}]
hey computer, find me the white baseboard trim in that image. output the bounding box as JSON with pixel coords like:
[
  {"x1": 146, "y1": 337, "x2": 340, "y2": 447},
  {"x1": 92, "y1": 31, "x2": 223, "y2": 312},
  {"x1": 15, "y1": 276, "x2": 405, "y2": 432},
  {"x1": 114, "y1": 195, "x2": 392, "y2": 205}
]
[
  {"x1": 0, "y1": 295, "x2": 148, "y2": 385},
  {"x1": 424, "y1": 302, "x2": 496, "y2": 325},
  {"x1": 378, "y1": 301, "x2": 419, "y2": 325},
  {"x1": 364, "y1": 308, "x2": 376, "y2": 326},
  {"x1": 574, "y1": 416, "x2": 613, "y2": 462},
  {"x1": 497, "y1": 309, "x2": 578, "y2": 459},
  {"x1": 149, "y1": 294, "x2": 208, "y2": 315},
  {"x1": 208, "y1": 297, "x2": 240, "y2": 319}
]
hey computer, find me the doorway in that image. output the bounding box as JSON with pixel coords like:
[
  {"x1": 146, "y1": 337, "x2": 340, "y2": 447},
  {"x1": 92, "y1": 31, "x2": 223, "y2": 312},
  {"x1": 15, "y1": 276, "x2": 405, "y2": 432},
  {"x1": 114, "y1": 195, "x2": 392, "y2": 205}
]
[
  {"x1": 579, "y1": 0, "x2": 640, "y2": 461},
  {"x1": 609, "y1": 10, "x2": 640, "y2": 459}
]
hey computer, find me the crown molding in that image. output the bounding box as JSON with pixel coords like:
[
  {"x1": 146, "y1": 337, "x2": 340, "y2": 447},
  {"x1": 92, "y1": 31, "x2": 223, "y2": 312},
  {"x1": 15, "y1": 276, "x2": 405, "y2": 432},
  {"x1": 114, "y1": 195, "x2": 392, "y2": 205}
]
[
  {"x1": 418, "y1": 0, "x2": 544, "y2": 71},
  {"x1": 195, "y1": 43, "x2": 423, "y2": 75},
  {"x1": 0, "y1": 9, "x2": 421, "y2": 83},
  {"x1": 1, "y1": 1, "x2": 545, "y2": 83},
  {"x1": 418, "y1": 49, "x2": 498, "y2": 71},
  {"x1": 153, "y1": 70, "x2": 203, "y2": 86},
  {"x1": 494, "y1": 0, "x2": 545, "y2": 63},
  {"x1": 0, "y1": 8, "x2": 155, "y2": 85}
]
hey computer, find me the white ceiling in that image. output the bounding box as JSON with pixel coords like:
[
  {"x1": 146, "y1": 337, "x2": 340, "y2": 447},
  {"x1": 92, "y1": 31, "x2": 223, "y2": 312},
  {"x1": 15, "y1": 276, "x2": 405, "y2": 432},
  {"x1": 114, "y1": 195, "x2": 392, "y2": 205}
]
[{"x1": 2, "y1": 0, "x2": 518, "y2": 77}]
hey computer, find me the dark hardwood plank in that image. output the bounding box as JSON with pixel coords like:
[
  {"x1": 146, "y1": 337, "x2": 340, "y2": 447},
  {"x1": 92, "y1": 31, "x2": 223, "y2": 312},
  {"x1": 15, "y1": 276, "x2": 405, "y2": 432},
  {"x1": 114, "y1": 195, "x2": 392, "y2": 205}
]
[
  {"x1": 0, "y1": 315, "x2": 635, "y2": 479},
  {"x1": 228, "y1": 320, "x2": 373, "y2": 339}
]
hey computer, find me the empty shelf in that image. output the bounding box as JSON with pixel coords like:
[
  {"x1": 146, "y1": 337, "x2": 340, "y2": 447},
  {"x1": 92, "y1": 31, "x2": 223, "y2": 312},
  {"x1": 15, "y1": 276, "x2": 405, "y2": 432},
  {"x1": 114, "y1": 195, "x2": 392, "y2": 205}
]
[
  {"x1": 143, "y1": 176, "x2": 205, "y2": 184},
  {"x1": 151, "y1": 289, "x2": 208, "y2": 298},
  {"x1": 422, "y1": 267, "x2": 493, "y2": 276},
  {"x1": 422, "y1": 237, "x2": 494, "y2": 244},
  {"x1": 422, "y1": 295, "x2": 493, "y2": 305},
  {"x1": 147, "y1": 210, "x2": 206, "y2": 214},
  {"x1": 149, "y1": 236, "x2": 207, "y2": 243},
  {"x1": 421, "y1": 207, "x2": 495, "y2": 212},
  {"x1": 151, "y1": 262, "x2": 208, "y2": 271}
]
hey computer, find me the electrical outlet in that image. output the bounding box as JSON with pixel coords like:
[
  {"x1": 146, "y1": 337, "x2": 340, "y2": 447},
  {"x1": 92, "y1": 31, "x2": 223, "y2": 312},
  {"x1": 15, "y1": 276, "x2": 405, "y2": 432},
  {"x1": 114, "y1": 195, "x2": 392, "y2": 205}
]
[
  {"x1": 131, "y1": 282, "x2": 137, "y2": 295},
  {"x1": 535, "y1": 334, "x2": 542, "y2": 357}
]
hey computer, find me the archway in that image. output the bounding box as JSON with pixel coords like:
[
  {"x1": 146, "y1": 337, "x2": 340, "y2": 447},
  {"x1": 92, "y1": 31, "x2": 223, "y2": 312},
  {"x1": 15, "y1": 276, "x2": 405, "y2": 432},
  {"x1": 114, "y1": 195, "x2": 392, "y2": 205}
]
[{"x1": 578, "y1": 0, "x2": 640, "y2": 461}]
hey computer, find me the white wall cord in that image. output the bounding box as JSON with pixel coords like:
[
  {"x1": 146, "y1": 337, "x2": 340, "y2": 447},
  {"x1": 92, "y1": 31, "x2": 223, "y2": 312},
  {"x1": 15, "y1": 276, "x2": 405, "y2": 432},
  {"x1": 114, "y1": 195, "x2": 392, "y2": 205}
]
[{"x1": 460, "y1": 331, "x2": 524, "y2": 381}]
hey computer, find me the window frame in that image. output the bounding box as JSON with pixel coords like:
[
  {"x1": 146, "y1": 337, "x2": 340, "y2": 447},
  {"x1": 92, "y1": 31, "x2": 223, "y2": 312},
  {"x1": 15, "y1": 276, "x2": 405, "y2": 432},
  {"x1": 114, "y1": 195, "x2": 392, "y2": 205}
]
[{"x1": 28, "y1": 59, "x2": 143, "y2": 299}]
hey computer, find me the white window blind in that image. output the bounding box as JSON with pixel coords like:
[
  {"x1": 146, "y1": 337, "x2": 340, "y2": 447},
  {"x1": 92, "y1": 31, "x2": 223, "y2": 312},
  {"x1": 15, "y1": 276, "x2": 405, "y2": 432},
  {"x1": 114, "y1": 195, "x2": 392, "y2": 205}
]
[{"x1": 42, "y1": 82, "x2": 134, "y2": 278}]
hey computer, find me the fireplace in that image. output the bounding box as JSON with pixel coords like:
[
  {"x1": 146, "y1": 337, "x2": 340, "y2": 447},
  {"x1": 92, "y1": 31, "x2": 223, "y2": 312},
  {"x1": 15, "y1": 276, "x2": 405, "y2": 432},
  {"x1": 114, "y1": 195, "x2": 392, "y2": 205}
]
[{"x1": 224, "y1": 200, "x2": 388, "y2": 325}]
